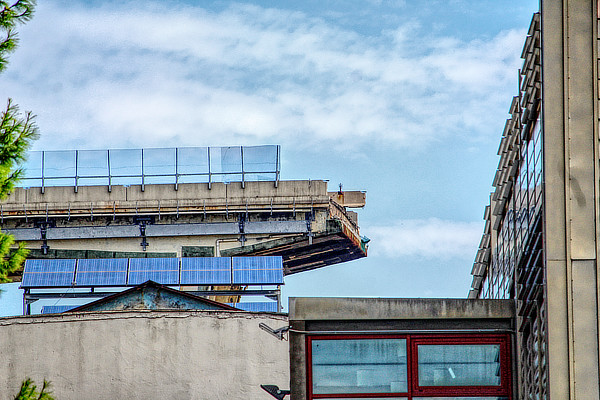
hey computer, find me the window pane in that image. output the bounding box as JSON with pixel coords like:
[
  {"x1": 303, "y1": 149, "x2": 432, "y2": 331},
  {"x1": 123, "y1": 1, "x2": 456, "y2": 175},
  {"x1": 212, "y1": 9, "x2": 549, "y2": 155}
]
[
  {"x1": 418, "y1": 344, "x2": 501, "y2": 387},
  {"x1": 312, "y1": 339, "x2": 407, "y2": 394}
]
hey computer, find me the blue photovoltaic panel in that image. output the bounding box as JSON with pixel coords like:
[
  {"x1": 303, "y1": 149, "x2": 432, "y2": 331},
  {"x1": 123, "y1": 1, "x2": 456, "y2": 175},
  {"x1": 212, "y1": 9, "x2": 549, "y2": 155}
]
[
  {"x1": 21, "y1": 259, "x2": 76, "y2": 288},
  {"x1": 40, "y1": 305, "x2": 78, "y2": 314},
  {"x1": 181, "y1": 257, "x2": 231, "y2": 285},
  {"x1": 230, "y1": 302, "x2": 278, "y2": 312},
  {"x1": 75, "y1": 258, "x2": 128, "y2": 286},
  {"x1": 128, "y1": 258, "x2": 179, "y2": 285},
  {"x1": 232, "y1": 256, "x2": 284, "y2": 285}
]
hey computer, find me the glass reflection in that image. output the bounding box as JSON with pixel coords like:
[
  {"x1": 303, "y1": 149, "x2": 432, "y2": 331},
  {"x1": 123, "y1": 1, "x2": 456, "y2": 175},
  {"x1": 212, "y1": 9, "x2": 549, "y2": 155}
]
[{"x1": 418, "y1": 344, "x2": 501, "y2": 386}]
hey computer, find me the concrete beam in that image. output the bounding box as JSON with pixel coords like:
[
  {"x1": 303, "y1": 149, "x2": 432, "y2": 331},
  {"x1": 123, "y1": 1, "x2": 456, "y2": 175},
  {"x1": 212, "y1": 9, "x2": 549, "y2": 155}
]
[
  {"x1": 3, "y1": 180, "x2": 329, "y2": 206},
  {"x1": 327, "y1": 191, "x2": 366, "y2": 208},
  {"x1": 5, "y1": 220, "x2": 308, "y2": 241}
]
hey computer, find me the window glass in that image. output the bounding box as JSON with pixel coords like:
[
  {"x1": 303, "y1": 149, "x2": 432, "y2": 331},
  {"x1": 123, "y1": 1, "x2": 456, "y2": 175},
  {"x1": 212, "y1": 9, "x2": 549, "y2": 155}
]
[
  {"x1": 418, "y1": 344, "x2": 501, "y2": 387},
  {"x1": 311, "y1": 339, "x2": 407, "y2": 394}
]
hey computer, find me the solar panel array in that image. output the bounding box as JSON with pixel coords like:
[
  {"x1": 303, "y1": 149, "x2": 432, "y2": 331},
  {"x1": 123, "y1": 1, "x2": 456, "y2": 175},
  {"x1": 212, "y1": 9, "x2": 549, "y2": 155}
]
[
  {"x1": 229, "y1": 302, "x2": 279, "y2": 312},
  {"x1": 128, "y1": 258, "x2": 179, "y2": 285},
  {"x1": 76, "y1": 258, "x2": 128, "y2": 286},
  {"x1": 232, "y1": 257, "x2": 284, "y2": 285},
  {"x1": 21, "y1": 256, "x2": 283, "y2": 288},
  {"x1": 40, "y1": 305, "x2": 78, "y2": 314},
  {"x1": 181, "y1": 257, "x2": 231, "y2": 285},
  {"x1": 21, "y1": 259, "x2": 76, "y2": 287}
]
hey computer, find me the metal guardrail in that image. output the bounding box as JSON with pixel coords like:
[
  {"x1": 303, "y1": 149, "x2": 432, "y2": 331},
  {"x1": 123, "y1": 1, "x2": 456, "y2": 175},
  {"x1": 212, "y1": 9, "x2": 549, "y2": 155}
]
[{"x1": 19, "y1": 145, "x2": 280, "y2": 192}]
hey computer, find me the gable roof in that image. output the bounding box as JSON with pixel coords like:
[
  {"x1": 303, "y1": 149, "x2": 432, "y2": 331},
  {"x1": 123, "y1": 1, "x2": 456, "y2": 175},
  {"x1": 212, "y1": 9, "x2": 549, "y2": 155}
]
[{"x1": 67, "y1": 280, "x2": 240, "y2": 312}]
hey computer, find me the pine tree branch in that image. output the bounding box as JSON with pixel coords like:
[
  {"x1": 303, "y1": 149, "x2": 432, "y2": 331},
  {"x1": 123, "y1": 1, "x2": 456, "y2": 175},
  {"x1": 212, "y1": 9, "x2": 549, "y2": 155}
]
[
  {"x1": 13, "y1": 378, "x2": 54, "y2": 400},
  {"x1": 0, "y1": 0, "x2": 37, "y2": 284},
  {"x1": 0, "y1": 1, "x2": 35, "y2": 71},
  {"x1": 1, "y1": 1, "x2": 35, "y2": 29},
  {"x1": 0, "y1": 99, "x2": 39, "y2": 198}
]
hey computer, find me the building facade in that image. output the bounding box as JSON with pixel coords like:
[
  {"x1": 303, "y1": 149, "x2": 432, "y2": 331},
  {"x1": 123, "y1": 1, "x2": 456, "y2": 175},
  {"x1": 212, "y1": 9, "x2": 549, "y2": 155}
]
[
  {"x1": 469, "y1": 1, "x2": 600, "y2": 399},
  {"x1": 288, "y1": 297, "x2": 515, "y2": 400}
]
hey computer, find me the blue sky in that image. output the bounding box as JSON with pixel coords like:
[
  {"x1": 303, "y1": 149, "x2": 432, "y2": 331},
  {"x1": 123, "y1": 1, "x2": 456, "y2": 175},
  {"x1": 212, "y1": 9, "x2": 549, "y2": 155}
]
[{"x1": 0, "y1": 0, "x2": 539, "y2": 315}]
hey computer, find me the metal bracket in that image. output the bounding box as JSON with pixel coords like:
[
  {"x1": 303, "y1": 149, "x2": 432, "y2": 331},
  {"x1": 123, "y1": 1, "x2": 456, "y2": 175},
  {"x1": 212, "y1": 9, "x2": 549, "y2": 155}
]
[
  {"x1": 260, "y1": 385, "x2": 290, "y2": 400},
  {"x1": 238, "y1": 214, "x2": 246, "y2": 246},
  {"x1": 306, "y1": 213, "x2": 314, "y2": 245},
  {"x1": 258, "y1": 323, "x2": 289, "y2": 341},
  {"x1": 34, "y1": 220, "x2": 56, "y2": 255},
  {"x1": 134, "y1": 216, "x2": 155, "y2": 251}
]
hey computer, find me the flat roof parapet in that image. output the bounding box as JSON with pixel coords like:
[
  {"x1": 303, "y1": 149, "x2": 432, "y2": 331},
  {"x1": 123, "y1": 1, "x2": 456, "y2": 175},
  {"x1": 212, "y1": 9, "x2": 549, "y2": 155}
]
[{"x1": 289, "y1": 297, "x2": 515, "y2": 321}]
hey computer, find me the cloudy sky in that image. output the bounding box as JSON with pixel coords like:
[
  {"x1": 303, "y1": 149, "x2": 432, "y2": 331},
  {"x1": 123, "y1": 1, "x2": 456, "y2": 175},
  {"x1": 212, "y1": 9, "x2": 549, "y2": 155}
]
[{"x1": 0, "y1": 0, "x2": 538, "y2": 314}]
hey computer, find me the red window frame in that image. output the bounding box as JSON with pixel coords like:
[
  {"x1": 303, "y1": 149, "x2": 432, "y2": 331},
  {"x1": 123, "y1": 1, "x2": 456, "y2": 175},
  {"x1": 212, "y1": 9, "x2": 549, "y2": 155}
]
[
  {"x1": 307, "y1": 334, "x2": 410, "y2": 399},
  {"x1": 306, "y1": 333, "x2": 512, "y2": 400},
  {"x1": 410, "y1": 334, "x2": 512, "y2": 398}
]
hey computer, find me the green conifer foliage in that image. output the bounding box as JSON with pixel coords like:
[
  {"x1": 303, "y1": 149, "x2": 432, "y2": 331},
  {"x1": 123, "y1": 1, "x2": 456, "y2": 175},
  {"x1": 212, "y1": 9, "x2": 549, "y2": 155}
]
[
  {"x1": 0, "y1": 1, "x2": 38, "y2": 284},
  {"x1": 14, "y1": 378, "x2": 55, "y2": 400}
]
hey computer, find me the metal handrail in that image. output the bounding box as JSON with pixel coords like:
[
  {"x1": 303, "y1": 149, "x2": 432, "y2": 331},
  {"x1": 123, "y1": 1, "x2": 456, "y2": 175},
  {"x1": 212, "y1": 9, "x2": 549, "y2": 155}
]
[{"x1": 19, "y1": 145, "x2": 281, "y2": 192}]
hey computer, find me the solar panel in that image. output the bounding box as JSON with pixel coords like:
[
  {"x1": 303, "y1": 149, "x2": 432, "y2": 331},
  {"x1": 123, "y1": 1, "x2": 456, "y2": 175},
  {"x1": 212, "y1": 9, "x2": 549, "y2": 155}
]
[
  {"x1": 21, "y1": 259, "x2": 76, "y2": 288},
  {"x1": 180, "y1": 257, "x2": 231, "y2": 285},
  {"x1": 75, "y1": 258, "x2": 128, "y2": 286},
  {"x1": 40, "y1": 305, "x2": 78, "y2": 314},
  {"x1": 230, "y1": 302, "x2": 278, "y2": 312},
  {"x1": 128, "y1": 258, "x2": 179, "y2": 285},
  {"x1": 232, "y1": 256, "x2": 284, "y2": 285}
]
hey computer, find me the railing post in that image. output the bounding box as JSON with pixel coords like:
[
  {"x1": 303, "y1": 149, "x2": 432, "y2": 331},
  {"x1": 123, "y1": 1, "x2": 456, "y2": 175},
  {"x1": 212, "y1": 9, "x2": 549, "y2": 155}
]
[
  {"x1": 241, "y1": 146, "x2": 245, "y2": 189},
  {"x1": 74, "y1": 150, "x2": 79, "y2": 193},
  {"x1": 275, "y1": 145, "x2": 280, "y2": 188},
  {"x1": 41, "y1": 151, "x2": 45, "y2": 194},
  {"x1": 107, "y1": 149, "x2": 112, "y2": 192},
  {"x1": 208, "y1": 147, "x2": 212, "y2": 190},
  {"x1": 175, "y1": 147, "x2": 179, "y2": 191},
  {"x1": 141, "y1": 148, "x2": 145, "y2": 192}
]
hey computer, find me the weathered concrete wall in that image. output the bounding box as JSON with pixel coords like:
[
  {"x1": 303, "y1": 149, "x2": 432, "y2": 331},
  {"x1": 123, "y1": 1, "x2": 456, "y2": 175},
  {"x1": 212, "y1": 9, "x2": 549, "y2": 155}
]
[
  {"x1": 0, "y1": 310, "x2": 289, "y2": 400},
  {"x1": 3, "y1": 180, "x2": 328, "y2": 206}
]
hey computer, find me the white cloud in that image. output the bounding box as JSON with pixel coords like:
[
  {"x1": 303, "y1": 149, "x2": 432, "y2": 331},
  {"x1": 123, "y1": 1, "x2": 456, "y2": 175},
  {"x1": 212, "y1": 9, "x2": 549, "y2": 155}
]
[
  {"x1": 0, "y1": 1, "x2": 526, "y2": 151},
  {"x1": 367, "y1": 218, "x2": 481, "y2": 259}
]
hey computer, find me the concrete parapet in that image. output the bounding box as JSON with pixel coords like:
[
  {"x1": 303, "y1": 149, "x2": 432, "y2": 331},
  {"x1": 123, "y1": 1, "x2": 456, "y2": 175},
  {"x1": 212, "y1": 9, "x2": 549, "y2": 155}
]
[
  {"x1": 0, "y1": 181, "x2": 330, "y2": 219},
  {"x1": 289, "y1": 297, "x2": 515, "y2": 321},
  {"x1": 4, "y1": 180, "x2": 327, "y2": 205}
]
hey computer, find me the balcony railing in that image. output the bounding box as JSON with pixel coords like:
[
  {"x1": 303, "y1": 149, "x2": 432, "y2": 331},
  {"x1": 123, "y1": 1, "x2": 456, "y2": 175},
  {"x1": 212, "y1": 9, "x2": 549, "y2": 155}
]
[{"x1": 18, "y1": 145, "x2": 280, "y2": 192}]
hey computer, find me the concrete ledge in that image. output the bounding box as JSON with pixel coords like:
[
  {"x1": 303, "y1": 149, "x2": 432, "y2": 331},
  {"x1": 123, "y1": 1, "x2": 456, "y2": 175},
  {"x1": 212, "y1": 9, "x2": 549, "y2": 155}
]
[{"x1": 289, "y1": 297, "x2": 515, "y2": 321}]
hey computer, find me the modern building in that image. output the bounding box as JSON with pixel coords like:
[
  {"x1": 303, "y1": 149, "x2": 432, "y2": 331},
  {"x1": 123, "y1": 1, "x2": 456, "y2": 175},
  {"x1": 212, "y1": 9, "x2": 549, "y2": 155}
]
[
  {"x1": 469, "y1": 1, "x2": 600, "y2": 399},
  {"x1": 288, "y1": 297, "x2": 515, "y2": 400}
]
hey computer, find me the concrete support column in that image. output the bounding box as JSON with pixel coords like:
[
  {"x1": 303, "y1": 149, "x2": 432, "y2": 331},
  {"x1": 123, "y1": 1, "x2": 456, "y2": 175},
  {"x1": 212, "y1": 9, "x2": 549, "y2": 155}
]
[{"x1": 542, "y1": 0, "x2": 600, "y2": 398}]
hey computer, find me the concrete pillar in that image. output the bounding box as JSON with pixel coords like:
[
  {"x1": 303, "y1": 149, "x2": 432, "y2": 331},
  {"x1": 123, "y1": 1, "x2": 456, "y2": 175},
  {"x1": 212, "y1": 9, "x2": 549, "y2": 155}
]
[{"x1": 542, "y1": 0, "x2": 600, "y2": 398}]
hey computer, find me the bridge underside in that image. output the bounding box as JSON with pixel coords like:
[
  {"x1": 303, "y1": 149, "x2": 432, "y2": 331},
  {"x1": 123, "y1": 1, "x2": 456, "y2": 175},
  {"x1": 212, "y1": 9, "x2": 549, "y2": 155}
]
[
  {"x1": 222, "y1": 220, "x2": 366, "y2": 275},
  {"x1": 3, "y1": 180, "x2": 367, "y2": 281}
]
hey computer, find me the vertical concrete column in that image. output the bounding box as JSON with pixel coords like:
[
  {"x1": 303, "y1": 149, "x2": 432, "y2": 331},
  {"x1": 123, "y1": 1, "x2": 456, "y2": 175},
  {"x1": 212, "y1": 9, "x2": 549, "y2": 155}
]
[{"x1": 542, "y1": 0, "x2": 600, "y2": 399}]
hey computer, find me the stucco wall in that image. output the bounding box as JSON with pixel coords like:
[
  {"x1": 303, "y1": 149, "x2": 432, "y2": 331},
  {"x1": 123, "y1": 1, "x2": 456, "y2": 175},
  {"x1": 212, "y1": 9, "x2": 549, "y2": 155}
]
[{"x1": 0, "y1": 310, "x2": 289, "y2": 400}]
